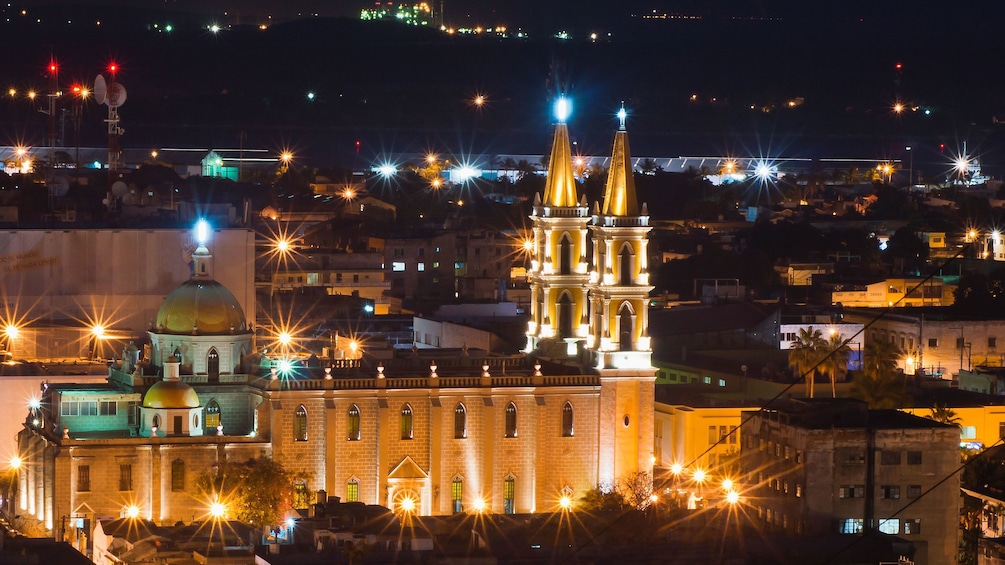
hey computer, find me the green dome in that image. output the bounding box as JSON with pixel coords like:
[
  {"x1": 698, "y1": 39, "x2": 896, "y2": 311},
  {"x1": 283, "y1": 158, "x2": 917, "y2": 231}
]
[{"x1": 155, "y1": 279, "x2": 246, "y2": 335}]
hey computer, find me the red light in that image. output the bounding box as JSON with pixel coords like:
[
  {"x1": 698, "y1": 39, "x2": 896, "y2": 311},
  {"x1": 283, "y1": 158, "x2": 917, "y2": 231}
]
[
  {"x1": 72, "y1": 85, "x2": 81, "y2": 93},
  {"x1": 895, "y1": 63, "x2": 902, "y2": 70},
  {"x1": 48, "y1": 63, "x2": 57, "y2": 73},
  {"x1": 109, "y1": 63, "x2": 118, "y2": 73},
  {"x1": 939, "y1": 144, "x2": 945, "y2": 153}
]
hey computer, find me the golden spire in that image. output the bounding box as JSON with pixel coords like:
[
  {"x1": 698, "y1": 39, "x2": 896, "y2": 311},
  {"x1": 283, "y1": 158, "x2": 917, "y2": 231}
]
[
  {"x1": 542, "y1": 97, "x2": 579, "y2": 208},
  {"x1": 601, "y1": 104, "x2": 639, "y2": 216}
]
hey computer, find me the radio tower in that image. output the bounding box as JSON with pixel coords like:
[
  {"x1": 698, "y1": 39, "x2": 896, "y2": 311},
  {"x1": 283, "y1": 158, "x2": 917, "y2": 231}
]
[
  {"x1": 46, "y1": 58, "x2": 58, "y2": 183},
  {"x1": 106, "y1": 63, "x2": 123, "y2": 177}
]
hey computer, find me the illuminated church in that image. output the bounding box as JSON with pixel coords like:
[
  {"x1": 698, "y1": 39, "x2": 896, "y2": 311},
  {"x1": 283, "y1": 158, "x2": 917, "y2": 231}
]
[{"x1": 16, "y1": 101, "x2": 655, "y2": 536}]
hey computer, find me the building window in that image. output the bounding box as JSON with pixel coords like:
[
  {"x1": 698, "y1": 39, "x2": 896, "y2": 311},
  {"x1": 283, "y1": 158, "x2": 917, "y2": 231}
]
[
  {"x1": 293, "y1": 481, "x2": 309, "y2": 509},
  {"x1": 561, "y1": 402, "x2": 574, "y2": 437},
  {"x1": 454, "y1": 404, "x2": 466, "y2": 439},
  {"x1": 903, "y1": 519, "x2": 921, "y2": 534},
  {"x1": 720, "y1": 426, "x2": 729, "y2": 442},
  {"x1": 839, "y1": 519, "x2": 864, "y2": 534},
  {"x1": 880, "y1": 485, "x2": 900, "y2": 499},
  {"x1": 206, "y1": 399, "x2": 221, "y2": 430},
  {"x1": 878, "y1": 519, "x2": 899, "y2": 535},
  {"x1": 392, "y1": 262, "x2": 406, "y2": 272},
  {"x1": 78, "y1": 465, "x2": 90, "y2": 492},
  {"x1": 417, "y1": 262, "x2": 425, "y2": 272},
  {"x1": 907, "y1": 485, "x2": 922, "y2": 498},
  {"x1": 708, "y1": 425, "x2": 717, "y2": 444},
  {"x1": 505, "y1": 402, "x2": 517, "y2": 438},
  {"x1": 401, "y1": 405, "x2": 413, "y2": 440},
  {"x1": 348, "y1": 404, "x2": 361, "y2": 441},
  {"x1": 795, "y1": 484, "x2": 802, "y2": 498},
  {"x1": 991, "y1": 337, "x2": 998, "y2": 348},
  {"x1": 881, "y1": 450, "x2": 901, "y2": 465},
  {"x1": 839, "y1": 485, "x2": 865, "y2": 498},
  {"x1": 928, "y1": 338, "x2": 938, "y2": 348},
  {"x1": 346, "y1": 479, "x2": 359, "y2": 503},
  {"x1": 961, "y1": 426, "x2": 977, "y2": 440},
  {"x1": 504, "y1": 476, "x2": 515, "y2": 515},
  {"x1": 171, "y1": 459, "x2": 185, "y2": 492},
  {"x1": 100, "y1": 401, "x2": 117, "y2": 416},
  {"x1": 907, "y1": 451, "x2": 922, "y2": 465},
  {"x1": 294, "y1": 405, "x2": 308, "y2": 441},
  {"x1": 1000, "y1": 422, "x2": 1005, "y2": 440},
  {"x1": 796, "y1": 450, "x2": 803, "y2": 463},
  {"x1": 451, "y1": 477, "x2": 463, "y2": 514},
  {"x1": 120, "y1": 464, "x2": 133, "y2": 491}
]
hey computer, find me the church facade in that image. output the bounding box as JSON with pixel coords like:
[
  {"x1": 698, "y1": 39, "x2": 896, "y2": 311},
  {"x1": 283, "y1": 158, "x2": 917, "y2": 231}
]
[{"x1": 16, "y1": 103, "x2": 656, "y2": 538}]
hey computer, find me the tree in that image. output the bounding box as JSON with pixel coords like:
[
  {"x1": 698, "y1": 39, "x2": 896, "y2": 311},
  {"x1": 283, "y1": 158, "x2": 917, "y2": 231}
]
[
  {"x1": 820, "y1": 332, "x2": 852, "y2": 398},
  {"x1": 850, "y1": 337, "x2": 909, "y2": 408},
  {"x1": 195, "y1": 457, "x2": 301, "y2": 529},
  {"x1": 619, "y1": 471, "x2": 655, "y2": 511},
  {"x1": 788, "y1": 327, "x2": 827, "y2": 398},
  {"x1": 927, "y1": 403, "x2": 962, "y2": 426}
]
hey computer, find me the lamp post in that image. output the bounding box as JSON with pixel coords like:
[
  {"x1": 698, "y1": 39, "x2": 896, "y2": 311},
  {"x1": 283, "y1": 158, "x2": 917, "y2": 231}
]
[{"x1": 906, "y1": 146, "x2": 913, "y2": 190}]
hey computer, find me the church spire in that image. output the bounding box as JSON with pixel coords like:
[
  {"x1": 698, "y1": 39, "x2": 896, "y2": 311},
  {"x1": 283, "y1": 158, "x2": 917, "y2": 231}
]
[
  {"x1": 541, "y1": 96, "x2": 579, "y2": 208},
  {"x1": 601, "y1": 104, "x2": 639, "y2": 217}
]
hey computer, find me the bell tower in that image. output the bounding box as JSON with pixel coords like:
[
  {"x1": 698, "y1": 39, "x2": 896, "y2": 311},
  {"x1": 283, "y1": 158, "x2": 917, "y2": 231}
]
[
  {"x1": 588, "y1": 106, "x2": 656, "y2": 486},
  {"x1": 525, "y1": 96, "x2": 591, "y2": 358}
]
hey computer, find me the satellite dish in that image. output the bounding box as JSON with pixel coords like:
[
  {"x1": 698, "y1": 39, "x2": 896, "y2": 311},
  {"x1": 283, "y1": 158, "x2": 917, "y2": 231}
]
[
  {"x1": 93, "y1": 75, "x2": 107, "y2": 105},
  {"x1": 48, "y1": 176, "x2": 70, "y2": 197},
  {"x1": 111, "y1": 181, "x2": 128, "y2": 197},
  {"x1": 106, "y1": 82, "x2": 127, "y2": 108}
]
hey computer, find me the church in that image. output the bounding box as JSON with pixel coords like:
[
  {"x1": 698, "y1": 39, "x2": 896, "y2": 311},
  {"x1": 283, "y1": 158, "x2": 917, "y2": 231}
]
[{"x1": 16, "y1": 100, "x2": 656, "y2": 539}]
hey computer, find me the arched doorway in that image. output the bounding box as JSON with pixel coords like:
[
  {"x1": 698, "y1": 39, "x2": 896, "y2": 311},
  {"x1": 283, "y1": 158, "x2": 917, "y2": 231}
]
[{"x1": 619, "y1": 244, "x2": 634, "y2": 286}]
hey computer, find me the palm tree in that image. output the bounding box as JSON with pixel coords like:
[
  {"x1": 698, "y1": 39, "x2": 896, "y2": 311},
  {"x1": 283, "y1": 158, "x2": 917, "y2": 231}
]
[
  {"x1": 820, "y1": 332, "x2": 852, "y2": 398},
  {"x1": 789, "y1": 327, "x2": 827, "y2": 398},
  {"x1": 863, "y1": 336, "x2": 902, "y2": 380},
  {"x1": 927, "y1": 403, "x2": 962, "y2": 426}
]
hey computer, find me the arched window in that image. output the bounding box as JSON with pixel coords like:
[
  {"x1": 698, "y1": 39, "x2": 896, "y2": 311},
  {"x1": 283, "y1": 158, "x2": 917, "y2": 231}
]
[
  {"x1": 559, "y1": 233, "x2": 572, "y2": 275},
  {"x1": 451, "y1": 476, "x2": 463, "y2": 514},
  {"x1": 171, "y1": 459, "x2": 185, "y2": 492},
  {"x1": 619, "y1": 303, "x2": 634, "y2": 352},
  {"x1": 400, "y1": 404, "x2": 413, "y2": 440},
  {"x1": 207, "y1": 347, "x2": 220, "y2": 382},
  {"x1": 505, "y1": 402, "x2": 517, "y2": 438},
  {"x1": 293, "y1": 481, "x2": 309, "y2": 509},
  {"x1": 205, "y1": 399, "x2": 221, "y2": 430},
  {"x1": 562, "y1": 402, "x2": 574, "y2": 437},
  {"x1": 619, "y1": 243, "x2": 634, "y2": 286},
  {"x1": 557, "y1": 292, "x2": 574, "y2": 339},
  {"x1": 294, "y1": 405, "x2": 308, "y2": 441},
  {"x1": 347, "y1": 404, "x2": 360, "y2": 441},
  {"x1": 152, "y1": 414, "x2": 161, "y2": 429},
  {"x1": 346, "y1": 478, "x2": 360, "y2": 503},
  {"x1": 454, "y1": 403, "x2": 466, "y2": 439},
  {"x1": 503, "y1": 476, "x2": 516, "y2": 514}
]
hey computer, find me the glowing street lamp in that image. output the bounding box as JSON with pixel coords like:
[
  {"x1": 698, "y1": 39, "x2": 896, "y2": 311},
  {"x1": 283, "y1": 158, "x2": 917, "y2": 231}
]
[
  {"x1": 725, "y1": 490, "x2": 740, "y2": 505},
  {"x1": 558, "y1": 495, "x2": 572, "y2": 510},
  {"x1": 472, "y1": 497, "x2": 486, "y2": 513},
  {"x1": 9, "y1": 456, "x2": 21, "y2": 470},
  {"x1": 209, "y1": 501, "x2": 226, "y2": 518},
  {"x1": 399, "y1": 496, "x2": 416, "y2": 513},
  {"x1": 125, "y1": 505, "x2": 140, "y2": 519}
]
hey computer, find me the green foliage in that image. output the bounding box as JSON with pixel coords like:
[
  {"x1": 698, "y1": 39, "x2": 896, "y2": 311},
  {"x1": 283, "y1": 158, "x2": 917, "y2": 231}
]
[
  {"x1": 788, "y1": 326, "x2": 827, "y2": 398},
  {"x1": 820, "y1": 332, "x2": 852, "y2": 398},
  {"x1": 194, "y1": 457, "x2": 301, "y2": 528},
  {"x1": 926, "y1": 403, "x2": 961, "y2": 426},
  {"x1": 953, "y1": 268, "x2": 1005, "y2": 319},
  {"x1": 579, "y1": 484, "x2": 626, "y2": 512},
  {"x1": 850, "y1": 336, "x2": 909, "y2": 408},
  {"x1": 579, "y1": 471, "x2": 656, "y2": 512}
]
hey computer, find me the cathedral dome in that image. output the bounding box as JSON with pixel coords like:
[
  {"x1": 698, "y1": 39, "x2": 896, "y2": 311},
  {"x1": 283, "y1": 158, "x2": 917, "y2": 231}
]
[
  {"x1": 155, "y1": 279, "x2": 247, "y2": 335},
  {"x1": 142, "y1": 380, "x2": 200, "y2": 409}
]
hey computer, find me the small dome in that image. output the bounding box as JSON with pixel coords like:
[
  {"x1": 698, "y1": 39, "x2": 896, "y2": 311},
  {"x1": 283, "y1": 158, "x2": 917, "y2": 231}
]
[
  {"x1": 155, "y1": 279, "x2": 246, "y2": 335},
  {"x1": 143, "y1": 380, "x2": 200, "y2": 409}
]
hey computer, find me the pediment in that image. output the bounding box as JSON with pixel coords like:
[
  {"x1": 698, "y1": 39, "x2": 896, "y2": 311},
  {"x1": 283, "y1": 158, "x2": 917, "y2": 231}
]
[{"x1": 387, "y1": 455, "x2": 428, "y2": 480}]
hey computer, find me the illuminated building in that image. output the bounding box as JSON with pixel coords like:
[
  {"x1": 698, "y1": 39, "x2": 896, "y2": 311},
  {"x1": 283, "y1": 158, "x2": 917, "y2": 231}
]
[{"x1": 15, "y1": 104, "x2": 655, "y2": 543}]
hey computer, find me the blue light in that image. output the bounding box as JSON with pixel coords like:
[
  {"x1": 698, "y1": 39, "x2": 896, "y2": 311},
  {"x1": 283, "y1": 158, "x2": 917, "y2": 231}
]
[
  {"x1": 617, "y1": 106, "x2": 627, "y2": 128},
  {"x1": 92, "y1": 161, "x2": 101, "y2": 169},
  {"x1": 375, "y1": 164, "x2": 397, "y2": 178},
  {"x1": 363, "y1": 304, "x2": 374, "y2": 313},
  {"x1": 194, "y1": 219, "x2": 210, "y2": 245},
  {"x1": 554, "y1": 96, "x2": 571, "y2": 123},
  {"x1": 278, "y1": 359, "x2": 293, "y2": 374}
]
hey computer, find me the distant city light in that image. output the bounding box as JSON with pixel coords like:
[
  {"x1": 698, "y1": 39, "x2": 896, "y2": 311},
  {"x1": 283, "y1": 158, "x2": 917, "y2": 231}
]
[
  {"x1": 376, "y1": 164, "x2": 397, "y2": 178},
  {"x1": 307, "y1": 92, "x2": 315, "y2": 101},
  {"x1": 28, "y1": 397, "x2": 41, "y2": 410},
  {"x1": 726, "y1": 490, "x2": 740, "y2": 504},
  {"x1": 5, "y1": 324, "x2": 18, "y2": 339},
  {"x1": 209, "y1": 24, "x2": 221, "y2": 33},
  {"x1": 554, "y1": 96, "x2": 571, "y2": 123},
  {"x1": 754, "y1": 162, "x2": 772, "y2": 179}
]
